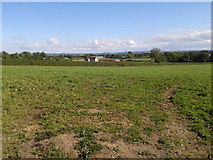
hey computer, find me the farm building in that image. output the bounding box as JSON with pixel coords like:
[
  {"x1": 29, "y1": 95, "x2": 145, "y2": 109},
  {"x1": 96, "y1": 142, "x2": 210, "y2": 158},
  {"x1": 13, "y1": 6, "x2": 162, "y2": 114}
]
[
  {"x1": 87, "y1": 56, "x2": 104, "y2": 62},
  {"x1": 86, "y1": 56, "x2": 120, "y2": 62}
]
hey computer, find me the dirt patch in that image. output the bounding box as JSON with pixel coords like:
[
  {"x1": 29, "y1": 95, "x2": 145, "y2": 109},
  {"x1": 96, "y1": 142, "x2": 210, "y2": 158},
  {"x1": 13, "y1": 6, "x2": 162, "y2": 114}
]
[
  {"x1": 48, "y1": 133, "x2": 80, "y2": 157},
  {"x1": 77, "y1": 109, "x2": 112, "y2": 114},
  {"x1": 92, "y1": 138, "x2": 166, "y2": 158},
  {"x1": 93, "y1": 132, "x2": 168, "y2": 158},
  {"x1": 94, "y1": 131, "x2": 113, "y2": 141},
  {"x1": 24, "y1": 124, "x2": 41, "y2": 138},
  {"x1": 19, "y1": 133, "x2": 80, "y2": 158},
  {"x1": 99, "y1": 120, "x2": 134, "y2": 128},
  {"x1": 83, "y1": 87, "x2": 90, "y2": 90},
  {"x1": 93, "y1": 139, "x2": 142, "y2": 158},
  {"x1": 25, "y1": 124, "x2": 40, "y2": 132},
  {"x1": 162, "y1": 87, "x2": 176, "y2": 103},
  {"x1": 70, "y1": 108, "x2": 117, "y2": 114},
  {"x1": 75, "y1": 99, "x2": 90, "y2": 105}
]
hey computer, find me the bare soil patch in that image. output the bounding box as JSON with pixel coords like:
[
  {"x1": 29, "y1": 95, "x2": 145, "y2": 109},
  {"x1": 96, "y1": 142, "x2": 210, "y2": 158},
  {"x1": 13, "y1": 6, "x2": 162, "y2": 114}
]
[
  {"x1": 77, "y1": 108, "x2": 112, "y2": 114},
  {"x1": 25, "y1": 124, "x2": 40, "y2": 132},
  {"x1": 70, "y1": 108, "x2": 115, "y2": 114},
  {"x1": 19, "y1": 133, "x2": 80, "y2": 158}
]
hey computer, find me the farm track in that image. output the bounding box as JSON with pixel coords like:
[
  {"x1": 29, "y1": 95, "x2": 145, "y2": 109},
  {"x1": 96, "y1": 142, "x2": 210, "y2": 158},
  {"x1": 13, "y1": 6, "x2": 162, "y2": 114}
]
[{"x1": 153, "y1": 87, "x2": 210, "y2": 158}]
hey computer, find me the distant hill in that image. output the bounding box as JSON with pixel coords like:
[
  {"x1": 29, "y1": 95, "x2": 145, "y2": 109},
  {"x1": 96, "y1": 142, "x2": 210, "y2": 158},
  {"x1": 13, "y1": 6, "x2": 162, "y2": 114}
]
[{"x1": 46, "y1": 49, "x2": 211, "y2": 56}]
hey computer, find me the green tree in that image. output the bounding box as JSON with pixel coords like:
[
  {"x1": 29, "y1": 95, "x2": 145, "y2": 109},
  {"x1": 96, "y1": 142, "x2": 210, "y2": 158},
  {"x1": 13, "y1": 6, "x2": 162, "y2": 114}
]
[
  {"x1": 41, "y1": 52, "x2": 47, "y2": 59},
  {"x1": 11, "y1": 52, "x2": 20, "y2": 59},
  {"x1": 2, "y1": 51, "x2": 11, "y2": 60},
  {"x1": 164, "y1": 52, "x2": 178, "y2": 62},
  {"x1": 188, "y1": 52, "x2": 197, "y2": 61},
  {"x1": 181, "y1": 53, "x2": 191, "y2": 62},
  {"x1": 19, "y1": 51, "x2": 32, "y2": 59},
  {"x1": 154, "y1": 54, "x2": 167, "y2": 63},
  {"x1": 32, "y1": 52, "x2": 47, "y2": 60},
  {"x1": 195, "y1": 51, "x2": 210, "y2": 62},
  {"x1": 150, "y1": 48, "x2": 161, "y2": 58},
  {"x1": 127, "y1": 51, "x2": 134, "y2": 59}
]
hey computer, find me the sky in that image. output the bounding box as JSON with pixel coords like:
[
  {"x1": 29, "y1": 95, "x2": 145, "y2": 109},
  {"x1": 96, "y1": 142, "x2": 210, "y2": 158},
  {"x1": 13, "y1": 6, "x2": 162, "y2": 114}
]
[{"x1": 2, "y1": 2, "x2": 211, "y2": 53}]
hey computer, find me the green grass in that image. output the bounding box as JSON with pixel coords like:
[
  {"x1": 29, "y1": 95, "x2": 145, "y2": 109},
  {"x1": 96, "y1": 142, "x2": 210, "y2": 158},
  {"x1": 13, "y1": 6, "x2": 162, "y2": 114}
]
[
  {"x1": 2, "y1": 63, "x2": 212, "y2": 158},
  {"x1": 73, "y1": 126, "x2": 102, "y2": 158},
  {"x1": 157, "y1": 137, "x2": 171, "y2": 150}
]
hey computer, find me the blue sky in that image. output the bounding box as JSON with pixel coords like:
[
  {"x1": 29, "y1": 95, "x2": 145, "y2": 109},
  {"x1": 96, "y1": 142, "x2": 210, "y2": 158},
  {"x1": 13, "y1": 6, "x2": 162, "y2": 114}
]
[{"x1": 2, "y1": 2, "x2": 211, "y2": 53}]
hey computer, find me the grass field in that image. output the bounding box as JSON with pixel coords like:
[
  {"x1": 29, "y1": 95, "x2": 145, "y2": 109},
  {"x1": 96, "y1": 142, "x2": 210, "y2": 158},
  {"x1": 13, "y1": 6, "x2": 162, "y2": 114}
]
[{"x1": 2, "y1": 64, "x2": 212, "y2": 158}]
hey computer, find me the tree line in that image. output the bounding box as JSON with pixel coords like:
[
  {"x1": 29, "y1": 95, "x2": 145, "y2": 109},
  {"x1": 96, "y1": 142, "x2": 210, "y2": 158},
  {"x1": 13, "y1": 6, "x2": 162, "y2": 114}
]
[
  {"x1": 1, "y1": 49, "x2": 212, "y2": 65},
  {"x1": 1, "y1": 51, "x2": 150, "y2": 60},
  {"x1": 150, "y1": 48, "x2": 212, "y2": 63}
]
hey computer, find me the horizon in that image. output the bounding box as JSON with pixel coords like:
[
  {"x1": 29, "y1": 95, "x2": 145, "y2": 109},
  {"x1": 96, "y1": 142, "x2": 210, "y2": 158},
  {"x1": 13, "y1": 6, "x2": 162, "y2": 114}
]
[
  {"x1": 2, "y1": 2, "x2": 211, "y2": 53},
  {"x1": 4, "y1": 49, "x2": 211, "y2": 55},
  {"x1": 3, "y1": 47, "x2": 211, "y2": 55}
]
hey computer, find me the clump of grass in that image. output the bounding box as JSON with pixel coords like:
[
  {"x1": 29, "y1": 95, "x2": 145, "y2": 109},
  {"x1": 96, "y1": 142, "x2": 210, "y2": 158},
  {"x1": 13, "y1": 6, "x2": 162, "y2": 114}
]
[
  {"x1": 156, "y1": 137, "x2": 171, "y2": 150},
  {"x1": 74, "y1": 138, "x2": 102, "y2": 159},
  {"x1": 34, "y1": 130, "x2": 55, "y2": 141},
  {"x1": 73, "y1": 126, "x2": 98, "y2": 138},
  {"x1": 143, "y1": 127, "x2": 155, "y2": 136},
  {"x1": 73, "y1": 126, "x2": 102, "y2": 158},
  {"x1": 113, "y1": 147, "x2": 119, "y2": 152},
  {"x1": 150, "y1": 113, "x2": 169, "y2": 125},
  {"x1": 138, "y1": 151, "x2": 152, "y2": 156},
  {"x1": 125, "y1": 126, "x2": 148, "y2": 144}
]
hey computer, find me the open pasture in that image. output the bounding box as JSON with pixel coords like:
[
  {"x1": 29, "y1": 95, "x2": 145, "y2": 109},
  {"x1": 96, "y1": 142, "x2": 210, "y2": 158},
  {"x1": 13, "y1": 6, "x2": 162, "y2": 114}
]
[{"x1": 2, "y1": 64, "x2": 212, "y2": 158}]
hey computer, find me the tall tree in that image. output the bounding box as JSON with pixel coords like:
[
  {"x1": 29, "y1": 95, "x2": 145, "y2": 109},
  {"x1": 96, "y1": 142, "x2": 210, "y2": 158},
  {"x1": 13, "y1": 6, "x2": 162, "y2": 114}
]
[
  {"x1": 127, "y1": 51, "x2": 134, "y2": 59},
  {"x1": 195, "y1": 51, "x2": 210, "y2": 62},
  {"x1": 2, "y1": 51, "x2": 11, "y2": 60},
  {"x1": 150, "y1": 48, "x2": 161, "y2": 58},
  {"x1": 19, "y1": 51, "x2": 32, "y2": 59}
]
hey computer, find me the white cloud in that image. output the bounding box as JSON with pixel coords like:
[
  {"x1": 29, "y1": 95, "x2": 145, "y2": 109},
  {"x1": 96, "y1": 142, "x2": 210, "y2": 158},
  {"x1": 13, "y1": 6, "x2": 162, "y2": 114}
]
[
  {"x1": 89, "y1": 39, "x2": 136, "y2": 48},
  {"x1": 5, "y1": 29, "x2": 211, "y2": 53},
  {"x1": 151, "y1": 30, "x2": 211, "y2": 42},
  {"x1": 27, "y1": 43, "x2": 40, "y2": 47},
  {"x1": 147, "y1": 29, "x2": 211, "y2": 50},
  {"x1": 47, "y1": 38, "x2": 58, "y2": 45},
  {"x1": 128, "y1": 39, "x2": 136, "y2": 45}
]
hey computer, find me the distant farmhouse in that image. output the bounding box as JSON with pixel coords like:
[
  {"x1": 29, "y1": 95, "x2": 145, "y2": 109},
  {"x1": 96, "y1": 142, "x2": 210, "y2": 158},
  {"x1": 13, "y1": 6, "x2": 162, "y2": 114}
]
[
  {"x1": 86, "y1": 56, "x2": 120, "y2": 62},
  {"x1": 87, "y1": 56, "x2": 104, "y2": 62}
]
